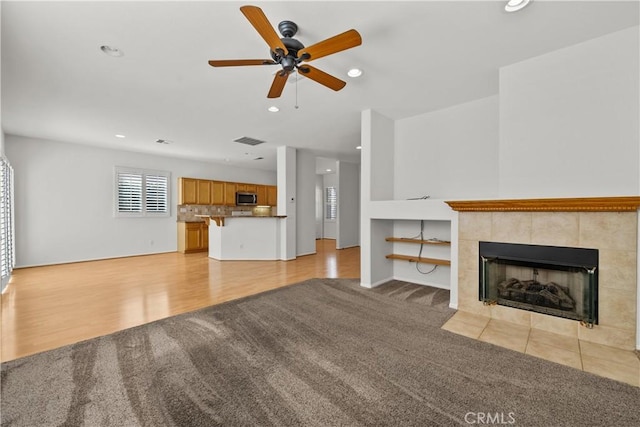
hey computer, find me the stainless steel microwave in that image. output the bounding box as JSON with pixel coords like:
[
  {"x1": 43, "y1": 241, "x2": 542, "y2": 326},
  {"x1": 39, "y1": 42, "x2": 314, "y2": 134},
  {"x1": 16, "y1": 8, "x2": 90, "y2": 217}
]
[{"x1": 236, "y1": 192, "x2": 258, "y2": 206}]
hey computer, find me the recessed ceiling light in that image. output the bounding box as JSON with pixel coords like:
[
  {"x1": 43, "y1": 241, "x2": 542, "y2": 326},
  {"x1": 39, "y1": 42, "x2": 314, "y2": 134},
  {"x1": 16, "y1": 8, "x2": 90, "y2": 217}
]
[
  {"x1": 356, "y1": 145, "x2": 362, "y2": 150},
  {"x1": 326, "y1": 169, "x2": 332, "y2": 172},
  {"x1": 505, "y1": 0, "x2": 531, "y2": 12},
  {"x1": 268, "y1": 106, "x2": 279, "y2": 113},
  {"x1": 347, "y1": 68, "x2": 363, "y2": 78},
  {"x1": 100, "y1": 45, "x2": 124, "y2": 57},
  {"x1": 115, "y1": 134, "x2": 126, "y2": 139}
]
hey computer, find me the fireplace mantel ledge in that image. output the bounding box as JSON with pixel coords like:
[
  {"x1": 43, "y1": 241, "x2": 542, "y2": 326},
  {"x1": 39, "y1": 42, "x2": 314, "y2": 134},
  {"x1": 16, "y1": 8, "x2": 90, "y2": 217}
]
[{"x1": 445, "y1": 196, "x2": 640, "y2": 212}]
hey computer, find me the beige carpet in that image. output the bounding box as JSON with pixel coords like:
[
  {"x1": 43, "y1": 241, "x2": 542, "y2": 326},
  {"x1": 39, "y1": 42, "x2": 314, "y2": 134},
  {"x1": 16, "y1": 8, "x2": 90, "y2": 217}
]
[{"x1": 2, "y1": 278, "x2": 639, "y2": 426}]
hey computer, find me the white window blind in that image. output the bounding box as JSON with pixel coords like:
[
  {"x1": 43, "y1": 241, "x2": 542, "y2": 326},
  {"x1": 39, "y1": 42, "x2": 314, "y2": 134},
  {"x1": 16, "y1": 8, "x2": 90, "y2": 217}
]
[
  {"x1": 325, "y1": 186, "x2": 337, "y2": 220},
  {"x1": 145, "y1": 174, "x2": 168, "y2": 213},
  {"x1": 115, "y1": 167, "x2": 170, "y2": 217},
  {"x1": 117, "y1": 172, "x2": 143, "y2": 213},
  {"x1": 1, "y1": 157, "x2": 15, "y2": 289}
]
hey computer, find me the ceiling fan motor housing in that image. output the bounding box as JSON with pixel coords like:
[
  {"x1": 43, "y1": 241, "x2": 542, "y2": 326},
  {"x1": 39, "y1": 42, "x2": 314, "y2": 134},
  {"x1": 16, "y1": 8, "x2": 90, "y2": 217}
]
[{"x1": 270, "y1": 32, "x2": 305, "y2": 66}]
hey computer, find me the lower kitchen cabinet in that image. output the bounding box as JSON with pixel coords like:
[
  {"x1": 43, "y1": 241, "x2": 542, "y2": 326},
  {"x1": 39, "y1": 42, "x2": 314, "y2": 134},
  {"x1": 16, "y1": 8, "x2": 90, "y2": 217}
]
[{"x1": 177, "y1": 222, "x2": 208, "y2": 253}]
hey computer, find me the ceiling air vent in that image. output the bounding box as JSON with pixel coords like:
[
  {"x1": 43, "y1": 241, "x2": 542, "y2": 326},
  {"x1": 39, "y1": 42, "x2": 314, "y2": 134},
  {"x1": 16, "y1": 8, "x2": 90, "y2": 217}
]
[{"x1": 234, "y1": 136, "x2": 266, "y2": 146}]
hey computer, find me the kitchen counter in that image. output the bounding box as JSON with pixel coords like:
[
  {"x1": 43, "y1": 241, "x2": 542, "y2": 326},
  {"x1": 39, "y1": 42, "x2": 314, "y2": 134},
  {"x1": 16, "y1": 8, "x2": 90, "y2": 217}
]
[
  {"x1": 195, "y1": 214, "x2": 286, "y2": 227},
  {"x1": 203, "y1": 215, "x2": 287, "y2": 261}
]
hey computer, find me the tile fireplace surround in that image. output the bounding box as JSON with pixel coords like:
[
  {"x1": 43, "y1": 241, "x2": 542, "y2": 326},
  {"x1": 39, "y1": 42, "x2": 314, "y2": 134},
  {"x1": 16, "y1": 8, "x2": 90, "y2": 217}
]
[{"x1": 444, "y1": 197, "x2": 640, "y2": 386}]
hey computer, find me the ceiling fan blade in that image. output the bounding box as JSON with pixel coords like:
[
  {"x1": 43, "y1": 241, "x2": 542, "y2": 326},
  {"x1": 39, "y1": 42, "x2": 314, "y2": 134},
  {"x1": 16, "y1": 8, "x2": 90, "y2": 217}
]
[
  {"x1": 298, "y1": 65, "x2": 346, "y2": 91},
  {"x1": 240, "y1": 5, "x2": 289, "y2": 56},
  {"x1": 268, "y1": 71, "x2": 289, "y2": 98},
  {"x1": 208, "y1": 59, "x2": 277, "y2": 67},
  {"x1": 297, "y1": 29, "x2": 362, "y2": 62}
]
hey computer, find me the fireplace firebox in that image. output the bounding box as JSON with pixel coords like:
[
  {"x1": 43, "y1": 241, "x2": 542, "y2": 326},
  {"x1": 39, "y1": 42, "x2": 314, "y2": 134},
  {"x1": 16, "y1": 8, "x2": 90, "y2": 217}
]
[{"x1": 479, "y1": 242, "x2": 598, "y2": 326}]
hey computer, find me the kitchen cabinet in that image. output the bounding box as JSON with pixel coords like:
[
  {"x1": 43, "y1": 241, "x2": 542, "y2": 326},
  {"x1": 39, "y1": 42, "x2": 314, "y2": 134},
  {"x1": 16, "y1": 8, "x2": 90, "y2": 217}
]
[
  {"x1": 256, "y1": 185, "x2": 267, "y2": 205},
  {"x1": 210, "y1": 181, "x2": 225, "y2": 205},
  {"x1": 266, "y1": 185, "x2": 277, "y2": 207},
  {"x1": 197, "y1": 180, "x2": 212, "y2": 205},
  {"x1": 239, "y1": 183, "x2": 257, "y2": 193},
  {"x1": 177, "y1": 222, "x2": 208, "y2": 253},
  {"x1": 224, "y1": 182, "x2": 237, "y2": 206},
  {"x1": 178, "y1": 178, "x2": 198, "y2": 204},
  {"x1": 179, "y1": 177, "x2": 276, "y2": 207}
]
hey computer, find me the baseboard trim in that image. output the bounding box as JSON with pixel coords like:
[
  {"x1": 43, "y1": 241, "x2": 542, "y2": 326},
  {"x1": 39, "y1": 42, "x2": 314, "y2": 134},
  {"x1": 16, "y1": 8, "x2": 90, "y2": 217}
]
[{"x1": 360, "y1": 276, "x2": 394, "y2": 289}]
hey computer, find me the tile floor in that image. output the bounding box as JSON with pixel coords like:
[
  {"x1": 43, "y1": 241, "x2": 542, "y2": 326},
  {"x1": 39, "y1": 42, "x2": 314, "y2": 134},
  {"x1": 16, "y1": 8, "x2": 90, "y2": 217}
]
[{"x1": 442, "y1": 311, "x2": 640, "y2": 387}]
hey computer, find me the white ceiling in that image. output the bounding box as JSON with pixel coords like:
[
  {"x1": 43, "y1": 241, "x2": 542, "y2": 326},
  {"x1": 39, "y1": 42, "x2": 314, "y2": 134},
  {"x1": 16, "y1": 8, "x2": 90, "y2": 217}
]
[{"x1": 2, "y1": 1, "x2": 638, "y2": 174}]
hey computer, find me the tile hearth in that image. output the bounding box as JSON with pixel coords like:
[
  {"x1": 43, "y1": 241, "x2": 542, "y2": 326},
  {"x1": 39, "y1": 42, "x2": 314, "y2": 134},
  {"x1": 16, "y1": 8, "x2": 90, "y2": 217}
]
[{"x1": 442, "y1": 312, "x2": 640, "y2": 387}]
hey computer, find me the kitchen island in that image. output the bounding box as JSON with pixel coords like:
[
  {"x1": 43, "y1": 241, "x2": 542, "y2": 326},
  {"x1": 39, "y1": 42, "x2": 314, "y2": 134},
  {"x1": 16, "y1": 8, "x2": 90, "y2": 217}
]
[{"x1": 200, "y1": 215, "x2": 287, "y2": 261}]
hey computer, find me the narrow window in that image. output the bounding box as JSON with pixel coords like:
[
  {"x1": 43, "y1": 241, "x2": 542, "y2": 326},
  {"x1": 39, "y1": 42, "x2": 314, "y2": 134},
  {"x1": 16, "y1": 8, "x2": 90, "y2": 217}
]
[
  {"x1": 325, "y1": 186, "x2": 337, "y2": 220},
  {"x1": 1, "y1": 157, "x2": 15, "y2": 289}
]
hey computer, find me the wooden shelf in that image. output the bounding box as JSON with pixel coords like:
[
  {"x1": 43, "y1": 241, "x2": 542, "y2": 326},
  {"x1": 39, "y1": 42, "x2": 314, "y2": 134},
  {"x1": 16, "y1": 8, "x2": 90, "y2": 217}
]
[
  {"x1": 385, "y1": 254, "x2": 451, "y2": 266},
  {"x1": 385, "y1": 237, "x2": 450, "y2": 245}
]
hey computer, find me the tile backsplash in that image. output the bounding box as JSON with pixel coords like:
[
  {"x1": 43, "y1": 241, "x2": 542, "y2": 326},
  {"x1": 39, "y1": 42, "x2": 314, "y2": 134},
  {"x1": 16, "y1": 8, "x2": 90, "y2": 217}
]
[{"x1": 177, "y1": 205, "x2": 251, "y2": 222}]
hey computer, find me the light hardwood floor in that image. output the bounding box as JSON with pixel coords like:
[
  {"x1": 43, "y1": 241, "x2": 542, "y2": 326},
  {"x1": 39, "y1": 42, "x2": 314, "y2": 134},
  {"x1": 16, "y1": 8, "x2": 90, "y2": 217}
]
[{"x1": 1, "y1": 239, "x2": 360, "y2": 362}]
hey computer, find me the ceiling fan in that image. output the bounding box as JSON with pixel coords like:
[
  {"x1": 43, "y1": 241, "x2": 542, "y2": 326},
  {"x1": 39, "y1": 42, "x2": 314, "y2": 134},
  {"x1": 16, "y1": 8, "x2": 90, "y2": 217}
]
[{"x1": 208, "y1": 5, "x2": 362, "y2": 98}]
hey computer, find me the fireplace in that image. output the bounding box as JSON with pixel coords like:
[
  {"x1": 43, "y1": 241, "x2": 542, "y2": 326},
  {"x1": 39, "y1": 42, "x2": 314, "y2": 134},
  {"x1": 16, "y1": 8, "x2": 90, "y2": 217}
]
[{"x1": 479, "y1": 242, "x2": 598, "y2": 326}]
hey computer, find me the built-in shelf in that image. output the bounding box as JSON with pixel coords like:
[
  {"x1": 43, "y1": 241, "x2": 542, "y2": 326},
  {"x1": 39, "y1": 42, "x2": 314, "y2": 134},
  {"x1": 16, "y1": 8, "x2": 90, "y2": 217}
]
[
  {"x1": 385, "y1": 254, "x2": 451, "y2": 266},
  {"x1": 385, "y1": 237, "x2": 450, "y2": 245}
]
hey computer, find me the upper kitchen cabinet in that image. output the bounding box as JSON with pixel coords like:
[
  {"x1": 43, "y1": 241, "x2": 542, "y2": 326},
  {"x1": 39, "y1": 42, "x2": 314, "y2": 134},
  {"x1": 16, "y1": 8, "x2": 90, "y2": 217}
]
[
  {"x1": 210, "y1": 181, "x2": 225, "y2": 205},
  {"x1": 178, "y1": 178, "x2": 198, "y2": 204},
  {"x1": 238, "y1": 183, "x2": 258, "y2": 193},
  {"x1": 267, "y1": 185, "x2": 277, "y2": 207},
  {"x1": 197, "y1": 180, "x2": 212, "y2": 205},
  {"x1": 224, "y1": 182, "x2": 237, "y2": 206},
  {"x1": 256, "y1": 185, "x2": 267, "y2": 205}
]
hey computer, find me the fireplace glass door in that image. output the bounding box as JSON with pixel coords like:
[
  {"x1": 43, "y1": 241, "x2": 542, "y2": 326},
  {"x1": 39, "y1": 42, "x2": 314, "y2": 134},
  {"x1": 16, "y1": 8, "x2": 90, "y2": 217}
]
[{"x1": 479, "y1": 242, "x2": 598, "y2": 325}]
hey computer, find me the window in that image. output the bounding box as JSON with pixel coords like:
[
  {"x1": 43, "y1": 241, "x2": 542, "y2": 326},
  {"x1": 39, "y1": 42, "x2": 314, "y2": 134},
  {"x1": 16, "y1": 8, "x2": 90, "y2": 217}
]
[
  {"x1": 115, "y1": 167, "x2": 170, "y2": 217},
  {"x1": 1, "y1": 157, "x2": 14, "y2": 289},
  {"x1": 325, "y1": 186, "x2": 337, "y2": 220}
]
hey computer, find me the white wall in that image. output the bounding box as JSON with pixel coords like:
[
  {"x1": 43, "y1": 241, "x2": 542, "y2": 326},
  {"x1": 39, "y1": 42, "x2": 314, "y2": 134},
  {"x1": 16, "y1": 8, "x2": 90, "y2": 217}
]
[
  {"x1": 6, "y1": 134, "x2": 276, "y2": 267},
  {"x1": 295, "y1": 150, "x2": 316, "y2": 256},
  {"x1": 499, "y1": 26, "x2": 639, "y2": 198},
  {"x1": 337, "y1": 161, "x2": 360, "y2": 249},
  {"x1": 360, "y1": 110, "x2": 395, "y2": 287},
  {"x1": 322, "y1": 173, "x2": 337, "y2": 239},
  {"x1": 315, "y1": 175, "x2": 323, "y2": 239},
  {"x1": 366, "y1": 110, "x2": 395, "y2": 201},
  {"x1": 276, "y1": 146, "x2": 297, "y2": 260},
  {"x1": 395, "y1": 96, "x2": 499, "y2": 200}
]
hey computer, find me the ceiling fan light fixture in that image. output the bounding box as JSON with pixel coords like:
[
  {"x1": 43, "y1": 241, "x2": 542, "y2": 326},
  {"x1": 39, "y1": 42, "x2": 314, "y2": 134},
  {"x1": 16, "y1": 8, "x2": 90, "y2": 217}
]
[
  {"x1": 347, "y1": 68, "x2": 363, "y2": 78},
  {"x1": 100, "y1": 45, "x2": 124, "y2": 57},
  {"x1": 505, "y1": 0, "x2": 531, "y2": 13},
  {"x1": 268, "y1": 106, "x2": 280, "y2": 112}
]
